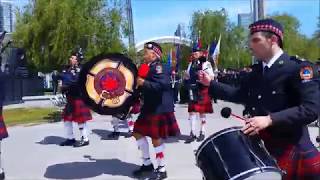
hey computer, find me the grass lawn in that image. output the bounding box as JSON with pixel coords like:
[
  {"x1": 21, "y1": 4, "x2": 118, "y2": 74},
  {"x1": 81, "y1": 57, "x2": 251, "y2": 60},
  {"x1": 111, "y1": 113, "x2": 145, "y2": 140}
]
[{"x1": 3, "y1": 108, "x2": 60, "y2": 126}]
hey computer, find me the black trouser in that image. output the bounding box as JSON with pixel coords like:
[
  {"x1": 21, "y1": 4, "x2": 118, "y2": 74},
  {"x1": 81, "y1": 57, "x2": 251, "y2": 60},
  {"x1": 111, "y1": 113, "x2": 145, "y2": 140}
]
[{"x1": 52, "y1": 82, "x2": 58, "y2": 95}]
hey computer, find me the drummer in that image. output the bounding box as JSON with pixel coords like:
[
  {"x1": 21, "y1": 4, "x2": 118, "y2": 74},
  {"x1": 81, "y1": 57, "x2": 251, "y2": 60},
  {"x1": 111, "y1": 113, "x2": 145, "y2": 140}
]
[{"x1": 198, "y1": 19, "x2": 320, "y2": 179}]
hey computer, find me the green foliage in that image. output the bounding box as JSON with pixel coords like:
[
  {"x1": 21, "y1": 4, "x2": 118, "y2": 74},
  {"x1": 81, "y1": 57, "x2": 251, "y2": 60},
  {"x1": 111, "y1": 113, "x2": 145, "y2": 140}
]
[
  {"x1": 271, "y1": 14, "x2": 319, "y2": 61},
  {"x1": 3, "y1": 108, "x2": 58, "y2": 126},
  {"x1": 190, "y1": 10, "x2": 320, "y2": 69},
  {"x1": 190, "y1": 10, "x2": 251, "y2": 69},
  {"x1": 13, "y1": 0, "x2": 127, "y2": 72}
]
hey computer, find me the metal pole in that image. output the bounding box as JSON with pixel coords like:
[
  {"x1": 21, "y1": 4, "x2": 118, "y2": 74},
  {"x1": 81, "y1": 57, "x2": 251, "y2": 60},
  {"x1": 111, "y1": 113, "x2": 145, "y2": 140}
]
[
  {"x1": 258, "y1": 0, "x2": 265, "y2": 20},
  {"x1": 253, "y1": 0, "x2": 264, "y2": 21},
  {"x1": 126, "y1": 0, "x2": 135, "y2": 50},
  {"x1": 251, "y1": 0, "x2": 264, "y2": 65}
]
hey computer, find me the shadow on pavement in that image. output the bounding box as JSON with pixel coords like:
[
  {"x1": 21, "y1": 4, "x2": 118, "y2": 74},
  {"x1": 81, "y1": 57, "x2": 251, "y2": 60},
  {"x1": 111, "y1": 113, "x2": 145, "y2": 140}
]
[
  {"x1": 92, "y1": 128, "x2": 189, "y2": 143},
  {"x1": 92, "y1": 129, "x2": 131, "y2": 140},
  {"x1": 36, "y1": 136, "x2": 65, "y2": 145},
  {"x1": 44, "y1": 155, "x2": 139, "y2": 179},
  {"x1": 163, "y1": 134, "x2": 191, "y2": 143}
]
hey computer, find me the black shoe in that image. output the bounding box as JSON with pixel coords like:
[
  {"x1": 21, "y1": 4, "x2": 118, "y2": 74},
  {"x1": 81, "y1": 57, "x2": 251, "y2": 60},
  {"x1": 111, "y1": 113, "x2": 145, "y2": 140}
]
[
  {"x1": 149, "y1": 167, "x2": 168, "y2": 180},
  {"x1": 59, "y1": 139, "x2": 76, "y2": 146},
  {"x1": 0, "y1": 171, "x2": 5, "y2": 180},
  {"x1": 197, "y1": 132, "x2": 205, "y2": 142},
  {"x1": 108, "y1": 131, "x2": 120, "y2": 139},
  {"x1": 133, "y1": 164, "x2": 154, "y2": 178},
  {"x1": 73, "y1": 137, "x2": 89, "y2": 147},
  {"x1": 184, "y1": 133, "x2": 196, "y2": 144}
]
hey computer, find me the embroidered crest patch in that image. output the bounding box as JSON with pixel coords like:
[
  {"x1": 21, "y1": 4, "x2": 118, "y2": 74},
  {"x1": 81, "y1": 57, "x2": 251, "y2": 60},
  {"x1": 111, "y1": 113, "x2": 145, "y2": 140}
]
[
  {"x1": 156, "y1": 65, "x2": 162, "y2": 74},
  {"x1": 300, "y1": 66, "x2": 313, "y2": 81}
]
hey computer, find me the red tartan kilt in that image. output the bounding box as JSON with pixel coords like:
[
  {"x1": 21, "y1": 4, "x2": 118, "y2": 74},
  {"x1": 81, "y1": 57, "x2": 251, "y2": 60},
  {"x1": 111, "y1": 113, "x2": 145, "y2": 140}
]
[
  {"x1": 275, "y1": 145, "x2": 320, "y2": 180},
  {"x1": 188, "y1": 87, "x2": 213, "y2": 113},
  {"x1": 0, "y1": 115, "x2": 8, "y2": 140},
  {"x1": 62, "y1": 97, "x2": 92, "y2": 123},
  {"x1": 261, "y1": 131, "x2": 320, "y2": 180},
  {"x1": 133, "y1": 112, "x2": 180, "y2": 139},
  {"x1": 130, "y1": 100, "x2": 141, "y2": 114}
]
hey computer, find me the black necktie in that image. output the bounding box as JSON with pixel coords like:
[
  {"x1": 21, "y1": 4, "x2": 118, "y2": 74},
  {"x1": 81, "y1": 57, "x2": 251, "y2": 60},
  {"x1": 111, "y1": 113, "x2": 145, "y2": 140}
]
[{"x1": 263, "y1": 66, "x2": 269, "y2": 75}]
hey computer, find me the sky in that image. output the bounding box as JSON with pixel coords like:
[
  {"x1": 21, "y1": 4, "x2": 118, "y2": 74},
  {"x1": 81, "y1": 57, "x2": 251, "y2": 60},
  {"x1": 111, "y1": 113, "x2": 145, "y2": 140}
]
[
  {"x1": 10, "y1": 0, "x2": 320, "y2": 44},
  {"x1": 131, "y1": 0, "x2": 319, "y2": 43}
]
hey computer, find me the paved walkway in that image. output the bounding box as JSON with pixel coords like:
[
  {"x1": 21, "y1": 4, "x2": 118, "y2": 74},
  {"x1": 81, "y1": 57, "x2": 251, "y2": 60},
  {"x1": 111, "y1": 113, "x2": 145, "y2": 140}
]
[{"x1": 2, "y1": 101, "x2": 320, "y2": 179}]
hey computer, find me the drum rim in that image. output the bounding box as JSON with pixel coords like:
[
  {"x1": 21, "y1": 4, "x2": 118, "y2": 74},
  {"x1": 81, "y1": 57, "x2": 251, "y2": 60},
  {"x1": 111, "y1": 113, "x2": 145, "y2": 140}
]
[
  {"x1": 195, "y1": 126, "x2": 242, "y2": 159},
  {"x1": 229, "y1": 166, "x2": 283, "y2": 180},
  {"x1": 195, "y1": 127, "x2": 283, "y2": 180}
]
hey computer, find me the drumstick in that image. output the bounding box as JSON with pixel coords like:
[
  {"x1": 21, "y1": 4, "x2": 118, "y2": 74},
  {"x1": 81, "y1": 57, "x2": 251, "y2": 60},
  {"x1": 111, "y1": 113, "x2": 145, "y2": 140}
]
[{"x1": 221, "y1": 107, "x2": 247, "y2": 121}]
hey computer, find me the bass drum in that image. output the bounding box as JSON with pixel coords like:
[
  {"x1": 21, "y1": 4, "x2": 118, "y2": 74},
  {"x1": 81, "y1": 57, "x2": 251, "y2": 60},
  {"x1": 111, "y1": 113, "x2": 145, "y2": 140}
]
[
  {"x1": 79, "y1": 53, "x2": 138, "y2": 115},
  {"x1": 195, "y1": 126, "x2": 283, "y2": 180}
]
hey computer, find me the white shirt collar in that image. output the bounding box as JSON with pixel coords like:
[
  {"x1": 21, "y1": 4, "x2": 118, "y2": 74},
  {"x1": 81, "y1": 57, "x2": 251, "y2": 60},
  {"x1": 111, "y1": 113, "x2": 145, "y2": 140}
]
[{"x1": 262, "y1": 49, "x2": 283, "y2": 68}]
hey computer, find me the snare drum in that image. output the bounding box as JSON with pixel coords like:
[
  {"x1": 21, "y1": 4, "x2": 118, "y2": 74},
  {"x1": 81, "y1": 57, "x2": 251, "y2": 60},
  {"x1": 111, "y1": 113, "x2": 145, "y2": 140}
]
[{"x1": 195, "y1": 127, "x2": 283, "y2": 180}]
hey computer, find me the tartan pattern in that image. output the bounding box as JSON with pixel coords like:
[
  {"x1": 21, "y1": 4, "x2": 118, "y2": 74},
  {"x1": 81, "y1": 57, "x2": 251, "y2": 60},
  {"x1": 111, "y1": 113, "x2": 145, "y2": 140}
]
[
  {"x1": 133, "y1": 112, "x2": 180, "y2": 139},
  {"x1": 188, "y1": 87, "x2": 213, "y2": 113},
  {"x1": 0, "y1": 115, "x2": 8, "y2": 140},
  {"x1": 260, "y1": 131, "x2": 320, "y2": 180},
  {"x1": 250, "y1": 24, "x2": 283, "y2": 40},
  {"x1": 130, "y1": 100, "x2": 141, "y2": 114},
  {"x1": 63, "y1": 96, "x2": 92, "y2": 123}
]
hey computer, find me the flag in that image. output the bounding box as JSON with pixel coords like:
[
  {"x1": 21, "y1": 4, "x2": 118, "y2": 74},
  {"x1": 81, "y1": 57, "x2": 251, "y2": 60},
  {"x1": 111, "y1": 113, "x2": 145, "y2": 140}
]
[
  {"x1": 166, "y1": 49, "x2": 172, "y2": 69},
  {"x1": 209, "y1": 41, "x2": 217, "y2": 57},
  {"x1": 211, "y1": 34, "x2": 221, "y2": 64}
]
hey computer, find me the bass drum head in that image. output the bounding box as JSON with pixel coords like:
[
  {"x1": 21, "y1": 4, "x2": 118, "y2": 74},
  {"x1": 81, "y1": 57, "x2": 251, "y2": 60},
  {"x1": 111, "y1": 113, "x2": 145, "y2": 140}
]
[
  {"x1": 79, "y1": 53, "x2": 137, "y2": 115},
  {"x1": 196, "y1": 126, "x2": 241, "y2": 159}
]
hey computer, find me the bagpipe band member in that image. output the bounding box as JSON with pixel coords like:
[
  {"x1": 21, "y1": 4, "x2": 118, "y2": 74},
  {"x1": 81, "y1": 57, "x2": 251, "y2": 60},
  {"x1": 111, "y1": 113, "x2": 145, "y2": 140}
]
[
  {"x1": 184, "y1": 48, "x2": 214, "y2": 143},
  {"x1": 60, "y1": 50, "x2": 92, "y2": 147}
]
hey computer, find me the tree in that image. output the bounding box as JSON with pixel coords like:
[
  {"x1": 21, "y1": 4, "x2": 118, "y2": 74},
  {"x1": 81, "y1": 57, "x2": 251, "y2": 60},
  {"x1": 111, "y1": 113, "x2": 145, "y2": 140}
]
[
  {"x1": 190, "y1": 10, "x2": 320, "y2": 69},
  {"x1": 13, "y1": 0, "x2": 127, "y2": 72},
  {"x1": 190, "y1": 10, "x2": 251, "y2": 69},
  {"x1": 271, "y1": 14, "x2": 319, "y2": 61},
  {"x1": 312, "y1": 16, "x2": 320, "y2": 53},
  {"x1": 313, "y1": 16, "x2": 320, "y2": 41}
]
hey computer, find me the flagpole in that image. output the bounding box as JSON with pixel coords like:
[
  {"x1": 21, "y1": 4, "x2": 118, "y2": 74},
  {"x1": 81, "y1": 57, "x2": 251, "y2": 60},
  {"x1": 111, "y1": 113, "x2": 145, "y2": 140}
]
[{"x1": 206, "y1": 44, "x2": 210, "y2": 62}]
